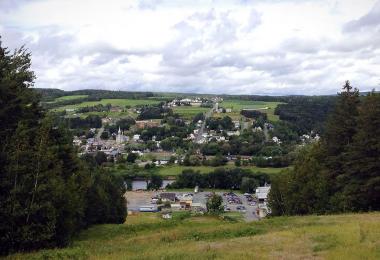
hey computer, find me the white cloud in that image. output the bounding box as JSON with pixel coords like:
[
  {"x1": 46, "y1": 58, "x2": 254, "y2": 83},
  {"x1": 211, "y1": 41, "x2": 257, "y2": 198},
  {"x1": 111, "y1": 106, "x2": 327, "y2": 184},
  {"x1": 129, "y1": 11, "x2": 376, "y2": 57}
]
[{"x1": 0, "y1": 0, "x2": 379, "y2": 95}]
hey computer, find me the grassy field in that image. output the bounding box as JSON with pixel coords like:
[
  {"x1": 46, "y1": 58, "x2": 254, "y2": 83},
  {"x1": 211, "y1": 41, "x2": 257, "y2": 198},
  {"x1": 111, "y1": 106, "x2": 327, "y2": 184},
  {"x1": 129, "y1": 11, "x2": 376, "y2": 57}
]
[
  {"x1": 9, "y1": 212, "x2": 380, "y2": 259},
  {"x1": 53, "y1": 98, "x2": 161, "y2": 111},
  {"x1": 157, "y1": 165, "x2": 291, "y2": 177},
  {"x1": 55, "y1": 95, "x2": 88, "y2": 101},
  {"x1": 220, "y1": 100, "x2": 283, "y2": 121},
  {"x1": 172, "y1": 106, "x2": 210, "y2": 119}
]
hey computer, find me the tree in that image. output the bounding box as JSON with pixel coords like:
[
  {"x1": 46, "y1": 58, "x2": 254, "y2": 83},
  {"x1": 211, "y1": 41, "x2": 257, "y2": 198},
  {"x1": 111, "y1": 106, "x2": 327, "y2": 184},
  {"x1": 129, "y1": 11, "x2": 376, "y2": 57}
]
[
  {"x1": 206, "y1": 193, "x2": 223, "y2": 214},
  {"x1": 95, "y1": 151, "x2": 108, "y2": 165},
  {"x1": 240, "y1": 177, "x2": 258, "y2": 193},
  {"x1": 126, "y1": 153, "x2": 138, "y2": 163},
  {"x1": 322, "y1": 81, "x2": 360, "y2": 211},
  {"x1": 268, "y1": 144, "x2": 329, "y2": 215},
  {"x1": 342, "y1": 91, "x2": 380, "y2": 211},
  {"x1": 0, "y1": 39, "x2": 127, "y2": 255},
  {"x1": 147, "y1": 174, "x2": 163, "y2": 190}
]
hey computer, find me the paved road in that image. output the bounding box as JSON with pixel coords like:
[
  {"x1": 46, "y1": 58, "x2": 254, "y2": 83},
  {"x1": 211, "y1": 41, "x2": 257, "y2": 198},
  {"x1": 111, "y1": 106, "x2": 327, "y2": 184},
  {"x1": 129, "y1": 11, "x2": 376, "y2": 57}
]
[{"x1": 195, "y1": 103, "x2": 217, "y2": 143}]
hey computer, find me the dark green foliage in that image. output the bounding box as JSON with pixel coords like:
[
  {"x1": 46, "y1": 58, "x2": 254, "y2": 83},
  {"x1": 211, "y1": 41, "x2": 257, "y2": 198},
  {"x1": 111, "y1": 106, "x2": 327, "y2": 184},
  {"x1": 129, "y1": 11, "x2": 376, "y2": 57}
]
[
  {"x1": 268, "y1": 144, "x2": 329, "y2": 215},
  {"x1": 137, "y1": 104, "x2": 169, "y2": 120},
  {"x1": 240, "y1": 177, "x2": 259, "y2": 193},
  {"x1": 274, "y1": 96, "x2": 336, "y2": 134},
  {"x1": 147, "y1": 174, "x2": 163, "y2": 190},
  {"x1": 341, "y1": 91, "x2": 380, "y2": 211},
  {"x1": 65, "y1": 115, "x2": 102, "y2": 129},
  {"x1": 0, "y1": 40, "x2": 126, "y2": 255},
  {"x1": 241, "y1": 109, "x2": 267, "y2": 120},
  {"x1": 269, "y1": 83, "x2": 380, "y2": 215},
  {"x1": 323, "y1": 81, "x2": 360, "y2": 210},
  {"x1": 126, "y1": 153, "x2": 138, "y2": 163},
  {"x1": 206, "y1": 116, "x2": 234, "y2": 130},
  {"x1": 170, "y1": 168, "x2": 269, "y2": 190},
  {"x1": 85, "y1": 171, "x2": 127, "y2": 225},
  {"x1": 206, "y1": 194, "x2": 223, "y2": 213}
]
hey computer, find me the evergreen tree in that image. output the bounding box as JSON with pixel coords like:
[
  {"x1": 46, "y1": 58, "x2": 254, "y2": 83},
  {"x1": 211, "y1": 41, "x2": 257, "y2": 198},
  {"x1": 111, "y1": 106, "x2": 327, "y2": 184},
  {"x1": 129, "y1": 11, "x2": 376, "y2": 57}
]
[
  {"x1": 322, "y1": 81, "x2": 360, "y2": 211},
  {"x1": 342, "y1": 91, "x2": 380, "y2": 211}
]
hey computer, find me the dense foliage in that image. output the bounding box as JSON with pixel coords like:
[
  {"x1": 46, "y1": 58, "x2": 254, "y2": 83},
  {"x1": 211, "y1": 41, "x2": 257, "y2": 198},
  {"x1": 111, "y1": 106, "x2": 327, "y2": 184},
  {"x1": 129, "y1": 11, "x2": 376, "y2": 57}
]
[
  {"x1": 169, "y1": 168, "x2": 269, "y2": 191},
  {"x1": 0, "y1": 41, "x2": 127, "y2": 255},
  {"x1": 269, "y1": 82, "x2": 380, "y2": 215},
  {"x1": 274, "y1": 96, "x2": 336, "y2": 134}
]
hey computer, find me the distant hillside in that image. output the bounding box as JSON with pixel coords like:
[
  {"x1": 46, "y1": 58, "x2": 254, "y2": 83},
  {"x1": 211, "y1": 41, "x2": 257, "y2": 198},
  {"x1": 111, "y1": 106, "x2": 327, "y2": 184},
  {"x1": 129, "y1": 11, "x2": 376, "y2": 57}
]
[{"x1": 9, "y1": 212, "x2": 380, "y2": 259}]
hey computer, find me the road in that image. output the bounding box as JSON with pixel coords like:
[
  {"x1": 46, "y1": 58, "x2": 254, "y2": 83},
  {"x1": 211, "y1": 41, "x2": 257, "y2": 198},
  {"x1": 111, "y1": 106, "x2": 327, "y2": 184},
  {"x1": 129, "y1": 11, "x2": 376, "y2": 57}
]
[
  {"x1": 263, "y1": 124, "x2": 270, "y2": 141},
  {"x1": 96, "y1": 127, "x2": 104, "y2": 140},
  {"x1": 195, "y1": 103, "x2": 217, "y2": 143}
]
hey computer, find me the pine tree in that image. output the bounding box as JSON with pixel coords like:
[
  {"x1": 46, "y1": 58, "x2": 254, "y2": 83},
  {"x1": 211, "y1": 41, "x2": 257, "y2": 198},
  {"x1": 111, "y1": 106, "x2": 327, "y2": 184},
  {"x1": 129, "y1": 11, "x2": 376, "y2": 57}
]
[
  {"x1": 322, "y1": 81, "x2": 360, "y2": 211},
  {"x1": 343, "y1": 91, "x2": 380, "y2": 211}
]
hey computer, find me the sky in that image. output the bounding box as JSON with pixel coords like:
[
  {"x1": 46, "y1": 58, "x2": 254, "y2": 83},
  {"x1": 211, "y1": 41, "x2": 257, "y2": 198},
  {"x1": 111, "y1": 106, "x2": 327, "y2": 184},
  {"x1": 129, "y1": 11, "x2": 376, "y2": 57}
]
[{"x1": 1, "y1": 0, "x2": 379, "y2": 95}]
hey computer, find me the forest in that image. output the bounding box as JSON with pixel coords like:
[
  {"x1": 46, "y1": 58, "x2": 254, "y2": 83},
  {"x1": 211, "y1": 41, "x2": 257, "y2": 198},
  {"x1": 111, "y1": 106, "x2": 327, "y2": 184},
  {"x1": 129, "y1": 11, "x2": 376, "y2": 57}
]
[
  {"x1": 269, "y1": 82, "x2": 380, "y2": 214},
  {"x1": 0, "y1": 42, "x2": 127, "y2": 254}
]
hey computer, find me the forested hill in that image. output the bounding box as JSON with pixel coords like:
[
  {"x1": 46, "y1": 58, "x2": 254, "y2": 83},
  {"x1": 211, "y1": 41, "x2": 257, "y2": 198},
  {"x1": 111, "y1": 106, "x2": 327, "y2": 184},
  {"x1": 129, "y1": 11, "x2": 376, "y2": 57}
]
[{"x1": 35, "y1": 88, "x2": 155, "y2": 102}]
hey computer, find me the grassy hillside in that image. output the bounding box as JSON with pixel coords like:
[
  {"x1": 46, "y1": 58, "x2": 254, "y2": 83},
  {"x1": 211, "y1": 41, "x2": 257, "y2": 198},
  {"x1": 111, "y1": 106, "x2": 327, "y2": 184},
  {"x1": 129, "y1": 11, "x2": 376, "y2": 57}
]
[
  {"x1": 54, "y1": 95, "x2": 89, "y2": 101},
  {"x1": 53, "y1": 98, "x2": 161, "y2": 111},
  {"x1": 172, "y1": 106, "x2": 210, "y2": 119},
  {"x1": 8, "y1": 212, "x2": 380, "y2": 259},
  {"x1": 221, "y1": 100, "x2": 283, "y2": 121}
]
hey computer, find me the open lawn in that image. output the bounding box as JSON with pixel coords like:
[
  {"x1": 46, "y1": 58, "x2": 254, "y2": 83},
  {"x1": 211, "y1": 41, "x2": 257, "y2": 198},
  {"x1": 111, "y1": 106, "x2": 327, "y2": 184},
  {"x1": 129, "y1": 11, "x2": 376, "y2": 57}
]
[
  {"x1": 53, "y1": 98, "x2": 161, "y2": 111},
  {"x1": 172, "y1": 106, "x2": 210, "y2": 119},
  {"x1": 221, "y1": 100, "x2": 283, "y2": 121},
  {"x1": 9, "y1": 212, "x2": 380, "y2": 259},
  {"x1": 157, "y1": 165, "x2": 291, "y2": 177}
]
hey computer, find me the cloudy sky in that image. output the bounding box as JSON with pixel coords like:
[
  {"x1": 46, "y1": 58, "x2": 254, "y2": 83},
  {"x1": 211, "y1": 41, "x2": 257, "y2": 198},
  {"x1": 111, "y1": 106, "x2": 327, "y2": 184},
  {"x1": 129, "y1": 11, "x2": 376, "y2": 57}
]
[{"x1": 1, "y1": 0, "x2": 379, "y2": 95}]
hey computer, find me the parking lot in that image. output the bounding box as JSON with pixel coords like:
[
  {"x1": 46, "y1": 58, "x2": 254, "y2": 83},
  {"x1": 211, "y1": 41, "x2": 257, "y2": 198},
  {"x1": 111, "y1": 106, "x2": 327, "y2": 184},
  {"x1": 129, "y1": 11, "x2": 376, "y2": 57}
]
[{"x1": 126, "y1": 191, "x2": 260, "y2": 221}]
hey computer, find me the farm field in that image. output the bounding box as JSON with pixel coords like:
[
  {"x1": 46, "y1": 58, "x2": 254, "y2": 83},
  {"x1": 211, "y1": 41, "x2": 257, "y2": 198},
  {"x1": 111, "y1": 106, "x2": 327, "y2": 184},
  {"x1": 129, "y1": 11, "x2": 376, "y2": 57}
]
[
  {"x1": 9, "y1": 212, "x2": 380, "y2": 259},
  {"x1": 54, "y1": 95, "x2": 88, "y2": 101},
  {"x1": 157, "y1": 165, "x2": 291, "y2": 177},
  {"x1": 53, "y1": 98, "x2": 161, "y2": 111},
  {"x1": 172, "y1": 106, "x2": 210, "y2": 119},
  {"x1": 220, "y1": 100, "x2": 283, "y2": 121}
]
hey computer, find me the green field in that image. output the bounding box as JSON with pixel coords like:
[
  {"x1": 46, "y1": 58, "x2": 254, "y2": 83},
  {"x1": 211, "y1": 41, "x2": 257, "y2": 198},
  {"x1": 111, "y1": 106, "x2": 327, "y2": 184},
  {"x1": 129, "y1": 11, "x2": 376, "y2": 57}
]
[
  {"x1": 172, "y1": 106, "x2": 210, "y2": 119},
  {"x1": 157, "y1": 165, "x2": 291, "y2": 177},
  {"x1": 55, "y1": 95, "x2": 88, "y2": 101},
  {"x1": 9, "y1": 212, "x2": 380, "y2": 259},
  {"x1": 221, "y1": 100, "x2": 283, "y2": 121},
  {"x1": 53, "y1": 98, "x2": 161, "y2": 111}
]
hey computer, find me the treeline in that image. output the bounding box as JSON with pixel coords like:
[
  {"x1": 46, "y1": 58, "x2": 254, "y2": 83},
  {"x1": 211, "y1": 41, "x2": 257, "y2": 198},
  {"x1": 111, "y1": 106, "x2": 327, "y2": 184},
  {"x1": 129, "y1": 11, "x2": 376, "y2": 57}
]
[
  {"x1": 0, "y1": 42, "x2": 127, "y2": 254},
  {"x1": 274, "y1": 96, "x2": 336, "y2": 134},
  {"x1": 206, "y1": 116, "x2": 234, "y2": 130},
  {"x1": 269, "y1": 82, "x2": 380, "y2": 215},
  {"x1": 65, "y1": 115, "x2": 102, "y2": 129},
  {"x1": 168, "y1": 168, "x2": 270, "y2": 193},
  {"x1": 136, "y1": 103, "x2": 169, "y2": 120},
  {"x1": 241, "y1": 109, "x2": 267, "y2": 120}
]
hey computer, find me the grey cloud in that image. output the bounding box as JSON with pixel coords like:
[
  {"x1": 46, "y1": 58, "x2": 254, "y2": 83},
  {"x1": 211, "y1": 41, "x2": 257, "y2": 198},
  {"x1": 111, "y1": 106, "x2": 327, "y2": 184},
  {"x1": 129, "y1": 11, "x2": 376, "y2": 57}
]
[{"x1": 343, "y1": 1, "x2": 380, "y2": 32}]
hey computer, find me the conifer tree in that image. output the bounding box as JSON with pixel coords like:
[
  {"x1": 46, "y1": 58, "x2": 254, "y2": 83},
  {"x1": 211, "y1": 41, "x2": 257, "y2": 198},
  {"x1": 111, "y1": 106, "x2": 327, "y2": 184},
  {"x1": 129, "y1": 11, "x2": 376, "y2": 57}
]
[
  {"x1": 343, "y1": 91, "x2": 380, "y2": 210},
  {"x1": 322, "y1": 81, "x2": 360, "y2": 211}
]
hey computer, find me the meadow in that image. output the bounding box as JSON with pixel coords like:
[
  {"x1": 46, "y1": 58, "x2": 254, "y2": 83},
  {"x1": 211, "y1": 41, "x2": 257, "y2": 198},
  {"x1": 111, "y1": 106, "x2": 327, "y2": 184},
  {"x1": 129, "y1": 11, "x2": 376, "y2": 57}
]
[
  {"x1": 53, "y1": 98, "x2": 161, "y2": 111},
  {"x1": 172, "y1": 106, "x2": 210, "y2": 119},
  {"x1": 220, "y1": 100, "x2": 283, "y2": 121},
  {"x1": 54, "y1": 95, "x2": 88, "y2": 101},
  {"x1": 8, "y1": 212, "x2": 380, "y2": 259}
]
